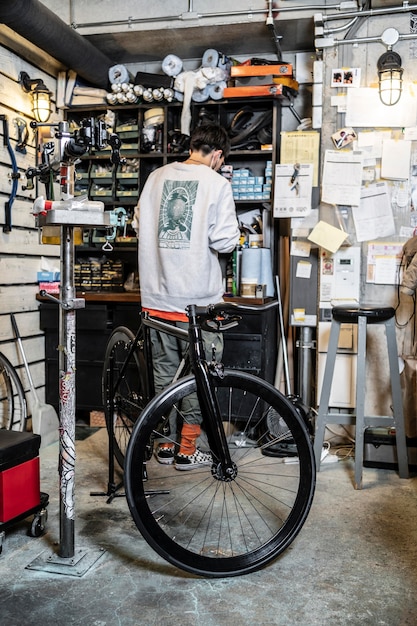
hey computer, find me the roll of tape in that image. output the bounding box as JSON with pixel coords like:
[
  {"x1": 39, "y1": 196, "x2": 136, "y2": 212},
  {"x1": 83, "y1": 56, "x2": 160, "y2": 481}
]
[
  {"x1": 208, "y1": 81, "x2": 226, "y2": 100},
  {"x1": 162, "y1": 54, "x2": 183, "y2": 77},
  {"x1": 108, "y1": 64, "x2": 130, "y2": 84},
  {"x1": 202, "y1": 49, "x2": 219, "y2": 68},
  {"x1": 144, "y1": 107, "x2": 165, "y2": 126}
]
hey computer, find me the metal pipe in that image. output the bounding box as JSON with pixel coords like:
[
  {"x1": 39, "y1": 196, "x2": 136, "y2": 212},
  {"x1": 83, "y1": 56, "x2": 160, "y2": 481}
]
[
  {"x1": 297, "y1": 327, "x2": 315, "y2": 408},
  {"x1": 321, "y1": 1, "x2": 417, "y2": 23},
  {"x1": 58, "y1": 223, "x2": 76, "y2": 559},
  {"x1": 318, "y1": 30, "x2": 417, "y2": 47},
  {"x1": 0, "y1": 0, "x2": 112, "y2": 88},
  {"x1": 71, "y1": 3, "x2": 343, "y2": 31},
  {"x1": 326, "y1": 16, "x2": 359, "y2": 34}
]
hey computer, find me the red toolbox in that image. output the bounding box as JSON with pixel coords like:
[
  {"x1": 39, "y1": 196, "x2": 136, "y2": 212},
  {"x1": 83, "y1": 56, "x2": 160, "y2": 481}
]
[{"x1": 0, "y1": 430, "x2": 41, "y2": 523}]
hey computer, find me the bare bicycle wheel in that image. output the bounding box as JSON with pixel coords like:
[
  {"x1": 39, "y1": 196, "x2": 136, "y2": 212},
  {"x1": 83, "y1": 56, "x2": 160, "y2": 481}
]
[
  {"x1": 0, "y1": 352, "x2": 27, "y2": 431},
  {"x1": 102, "y1": 327, "x2": 146, "y2": 468},
  {"x1": 125, "y1": 370, "x2": 315, "y2": 577}
]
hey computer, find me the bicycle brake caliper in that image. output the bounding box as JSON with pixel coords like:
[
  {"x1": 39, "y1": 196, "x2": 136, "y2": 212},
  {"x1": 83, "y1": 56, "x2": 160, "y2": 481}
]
[{"x1": 210, "y1": 361, "x2": 225, "y2": 380}]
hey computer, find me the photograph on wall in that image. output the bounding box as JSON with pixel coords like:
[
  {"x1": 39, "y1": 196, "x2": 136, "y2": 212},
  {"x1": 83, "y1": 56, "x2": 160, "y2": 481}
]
[
  {"x1": 331, "y1": 67, "x2": 361, "y2": 87},
  {"x1": 331, "y1": 127, "x2": 357, "y2": 149}
]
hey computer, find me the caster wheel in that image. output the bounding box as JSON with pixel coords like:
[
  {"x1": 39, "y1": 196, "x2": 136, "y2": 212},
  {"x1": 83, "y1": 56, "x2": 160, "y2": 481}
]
[{"x1": 30, "y1": 509, "x2": 48, "y2": 537}]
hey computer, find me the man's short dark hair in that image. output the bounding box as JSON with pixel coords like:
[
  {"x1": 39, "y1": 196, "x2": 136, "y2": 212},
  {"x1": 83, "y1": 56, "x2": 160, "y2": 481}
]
[{"x1": 190, "y1": 123, "x2": 231, "y2": 159}]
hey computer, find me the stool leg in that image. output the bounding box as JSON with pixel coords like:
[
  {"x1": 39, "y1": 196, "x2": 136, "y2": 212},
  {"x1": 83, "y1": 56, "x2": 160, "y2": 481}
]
[
  {"x1": 354, "y1": 316, "x2": 367, "y2": 490},
  {"x1": 314, "y1": 321, "x2": 341, "y2": 471},
  {"x1": 385, "y1": 318, "x2": 409, "y2": 479}
]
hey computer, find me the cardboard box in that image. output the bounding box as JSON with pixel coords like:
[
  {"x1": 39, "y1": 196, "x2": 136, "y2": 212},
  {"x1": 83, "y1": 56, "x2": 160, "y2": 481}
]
[
  {"x1": 90, "y1": 411, "x2": 106, "y2": 427},
  {"x1": 37, "y1": 271, "x2": 60, "y2": 282},
  {"x1": 39, "y1": 282, "x2": 60, "y2": 294}
]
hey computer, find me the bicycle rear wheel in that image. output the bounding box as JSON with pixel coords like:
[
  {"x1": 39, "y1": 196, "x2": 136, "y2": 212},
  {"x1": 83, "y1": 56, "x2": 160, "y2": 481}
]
[
  {"x1": 0, "y1": 352, "x2": 27, "y2": 431},
  {"x1": 125, "y1": 370, "x2": 315, "y2": 577},
  {"x1": 102, "y1": 327, "x2": 146, "y2": 468}
]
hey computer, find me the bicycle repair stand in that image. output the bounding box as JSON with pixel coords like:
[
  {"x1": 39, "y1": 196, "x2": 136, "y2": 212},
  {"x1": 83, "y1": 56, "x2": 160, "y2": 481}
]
[
  {"x1": 25, "y1": 119, "x2": 123, "y2": 576},
  {"x1": 90, "y1": 359, "x2": 126, "y2": 503}
]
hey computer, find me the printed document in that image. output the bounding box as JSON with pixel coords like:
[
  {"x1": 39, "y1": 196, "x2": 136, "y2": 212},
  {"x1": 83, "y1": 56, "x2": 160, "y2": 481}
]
[
  {"x1": 322, "y1": 150, "x2": 363, "y2": 206},
  {"x1": 352, "y1": 181, "x2": 395, "y2": 242}
]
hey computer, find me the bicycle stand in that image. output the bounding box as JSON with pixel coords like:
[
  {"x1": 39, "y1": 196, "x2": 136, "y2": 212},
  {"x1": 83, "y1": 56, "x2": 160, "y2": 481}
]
[
  {"x1": 90, "y1": 355, "x2": 126, "y2": 503},
  {"x1": 31, "y1": 210, "x2": 111, "y2": 576}
]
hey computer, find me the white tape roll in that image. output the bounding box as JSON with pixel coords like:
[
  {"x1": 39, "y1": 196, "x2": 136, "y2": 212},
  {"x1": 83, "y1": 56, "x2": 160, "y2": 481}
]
[
  {"x1": 208, "y1": 81, "x2": 226, "y2": 100},
  {"x1": 162, "y1": 54, "x2": 183, "y2": 77},
  {"x1": 202, "y1": 49, "x2": 219, "y2": 68},
  {"x1": 108, "y1": 64, "x2": 130, "y2": 84}
]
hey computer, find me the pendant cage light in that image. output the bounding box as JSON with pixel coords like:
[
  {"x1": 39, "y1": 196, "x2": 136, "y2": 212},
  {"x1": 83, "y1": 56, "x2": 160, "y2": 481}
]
[{"x1": 377, "y1": 50, "x2": 403, "y2": 106}]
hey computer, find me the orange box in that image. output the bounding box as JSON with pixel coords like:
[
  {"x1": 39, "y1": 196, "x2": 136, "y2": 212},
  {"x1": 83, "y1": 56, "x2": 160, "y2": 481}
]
[
  {"x1": 231, "y1": 64, "x2": 293, "y2": 77},
  {"x1": 223, "y1": 84, "x2": 284, "y2": 98}
]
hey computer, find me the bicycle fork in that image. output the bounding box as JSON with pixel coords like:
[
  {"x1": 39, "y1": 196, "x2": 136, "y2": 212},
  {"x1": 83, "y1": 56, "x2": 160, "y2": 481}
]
[{"x1": 187, "y1": 307, "x2": 236, "y2": 481}]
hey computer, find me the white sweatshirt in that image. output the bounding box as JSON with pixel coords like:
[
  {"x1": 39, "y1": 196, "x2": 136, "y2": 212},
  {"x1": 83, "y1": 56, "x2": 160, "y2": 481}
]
[{"x1": 138, "y1": 161, "x2": 240, "y2": 313}]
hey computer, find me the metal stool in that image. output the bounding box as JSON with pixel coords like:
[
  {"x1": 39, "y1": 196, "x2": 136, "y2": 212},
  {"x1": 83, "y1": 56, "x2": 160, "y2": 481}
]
[{"x1": 314, "y1": 306, "x2": 409, "y2": 489}]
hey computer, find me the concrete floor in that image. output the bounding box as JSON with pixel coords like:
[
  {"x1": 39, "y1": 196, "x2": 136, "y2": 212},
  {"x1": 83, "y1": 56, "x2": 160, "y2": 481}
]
[{"x1": 0, "y1": 425, "x2": 416, "y2": 626}]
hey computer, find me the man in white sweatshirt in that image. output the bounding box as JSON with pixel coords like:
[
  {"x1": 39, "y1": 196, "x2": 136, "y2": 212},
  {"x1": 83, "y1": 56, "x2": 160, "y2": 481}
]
[{"x1": 137, "y1": 123, "x2": 240, "y2": 470}]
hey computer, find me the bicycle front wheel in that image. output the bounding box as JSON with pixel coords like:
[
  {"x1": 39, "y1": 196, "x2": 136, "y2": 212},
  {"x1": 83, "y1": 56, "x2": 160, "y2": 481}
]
[
  {"x1": 102, "y1": 326, "x2": 146, "y2": 468},
  {"x1": 0, "y1": 353, "x2": 27, "y2": 431},
  {"x1": 125, "y1": 370, "x2": 315, "y2": 577}
]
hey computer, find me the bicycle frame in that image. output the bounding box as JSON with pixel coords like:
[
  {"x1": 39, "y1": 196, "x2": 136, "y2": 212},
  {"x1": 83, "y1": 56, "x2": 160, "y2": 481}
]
[{"x1": 186, "y1": 304, "x2": 234, "y2": 475}]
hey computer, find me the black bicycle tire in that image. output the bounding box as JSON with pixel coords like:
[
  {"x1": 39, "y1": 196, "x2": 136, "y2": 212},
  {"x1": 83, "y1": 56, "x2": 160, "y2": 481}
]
[
  {"x1": 102, "y1": 326, "x2": 146, "y2": 468},
  {"x1": 125, "y1": 370, "x2": 315, "y2": 577},
  {"x1": 0, "y1": 352, "x2": 27, "y2": 431}
]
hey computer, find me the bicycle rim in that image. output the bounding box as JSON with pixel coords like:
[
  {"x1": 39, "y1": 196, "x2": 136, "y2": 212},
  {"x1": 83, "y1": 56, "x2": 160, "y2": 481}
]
[
  {"x1": 0, "y1": 353, "x2": 27, "y2": 431},
  {"x1": 125, "y1": 370, "x2": 315, "y2": 577},
  {"x1": 102, "y1": 327, "x2": 146, "y2": 468}
]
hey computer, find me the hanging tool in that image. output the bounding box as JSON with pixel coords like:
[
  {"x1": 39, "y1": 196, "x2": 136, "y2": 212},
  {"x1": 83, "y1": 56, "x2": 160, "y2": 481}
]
[
  {"x1": 0, "y1": 114, "x2": 20, "y2": 233},
  {"x1": 13, "y1": 117, "x2": 29, "y2": 154}
]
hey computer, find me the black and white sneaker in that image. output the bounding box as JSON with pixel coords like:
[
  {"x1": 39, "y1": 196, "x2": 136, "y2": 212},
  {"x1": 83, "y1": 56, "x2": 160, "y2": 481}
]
[
  {"x1": 155, "y1": 444, "x2": 175, "y2": 465},
  {"x1": 175, "y1": 448, "x2": 213, "y2": 471}
]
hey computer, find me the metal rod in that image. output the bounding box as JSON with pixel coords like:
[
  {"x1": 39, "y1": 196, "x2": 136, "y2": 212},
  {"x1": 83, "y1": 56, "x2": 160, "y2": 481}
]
[
  {"x1": 58, "y1": 225, "x2": 76, "y2": 558},
  {"x1": 297, "y1": 327, "x2": 314, "y2": 408},
  {"x1": 275, "y1": 275, "x2": 291, "y2": 396}
]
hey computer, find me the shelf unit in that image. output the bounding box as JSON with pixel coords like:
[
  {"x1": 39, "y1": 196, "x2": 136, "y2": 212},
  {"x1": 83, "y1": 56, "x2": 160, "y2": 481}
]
[
  {"x1": 66, "y1": 97, "x2": 280, "y2": 210},
  {"x1": 66, "y1": 97, "x2": 281, "y2": 287},
  {"x1": 45, "y1": 98, "x2": 283, "y2": 412}
]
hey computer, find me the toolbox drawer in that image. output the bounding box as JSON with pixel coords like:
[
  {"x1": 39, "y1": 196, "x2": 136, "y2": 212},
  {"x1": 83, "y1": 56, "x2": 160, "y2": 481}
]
[{"x1": 0, "y1": 431, "x2": 41, "y2": 523}]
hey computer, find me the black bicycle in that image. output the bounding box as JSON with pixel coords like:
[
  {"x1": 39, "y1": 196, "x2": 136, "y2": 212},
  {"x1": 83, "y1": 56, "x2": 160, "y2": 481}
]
[{"x1": 103, "y1": 301, "x2": 315, "y2": 577}]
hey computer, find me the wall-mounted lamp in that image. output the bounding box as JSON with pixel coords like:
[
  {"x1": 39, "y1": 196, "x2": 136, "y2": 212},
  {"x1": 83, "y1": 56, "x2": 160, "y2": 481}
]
[
  {"x1": 19, "y1": 71, "x2": 52, "y2": 123},
  {"x1": 377, "y1": 28, "x2": 403, "y2": 106}
]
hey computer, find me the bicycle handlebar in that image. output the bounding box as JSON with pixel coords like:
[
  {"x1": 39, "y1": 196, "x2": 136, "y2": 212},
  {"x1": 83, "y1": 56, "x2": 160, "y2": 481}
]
[
  {"x1": 142, "y1": 300, "x2": 277, "y2": 338},
  {"x1": 194, "y1": 300, "x2": 278, "y2": 317}
]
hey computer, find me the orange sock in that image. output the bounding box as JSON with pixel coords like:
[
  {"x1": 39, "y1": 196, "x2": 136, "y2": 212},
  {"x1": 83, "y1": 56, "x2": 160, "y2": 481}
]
[{"x1": 179, "y1": 423, "x2": 201, "y2": 455}]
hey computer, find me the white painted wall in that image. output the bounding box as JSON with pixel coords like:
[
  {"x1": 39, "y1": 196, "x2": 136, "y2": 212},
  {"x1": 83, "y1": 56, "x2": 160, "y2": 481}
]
[
  {"x1": 319, "y1": 10, "x2": 417, "y2": 416},
  {"x1": 0, "y1": 45, "x2": 59, "y2": 422}
]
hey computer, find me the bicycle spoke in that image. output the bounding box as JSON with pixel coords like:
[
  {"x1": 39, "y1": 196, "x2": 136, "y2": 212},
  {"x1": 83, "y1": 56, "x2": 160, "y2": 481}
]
[{"x1": 126, "y1": 370, "x2": 315, "y2": 577}]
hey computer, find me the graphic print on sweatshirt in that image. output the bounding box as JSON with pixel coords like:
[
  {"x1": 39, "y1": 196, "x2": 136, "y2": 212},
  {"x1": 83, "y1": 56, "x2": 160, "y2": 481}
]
[{"x1": 158, "y1": 180, "x2": 198, "y2": 248}]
